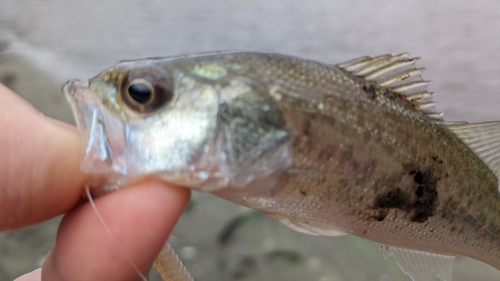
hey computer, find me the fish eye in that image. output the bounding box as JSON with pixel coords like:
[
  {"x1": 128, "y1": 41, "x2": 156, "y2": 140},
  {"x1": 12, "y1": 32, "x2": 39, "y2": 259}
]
[
  {"x1": 127, "y1": 81, "x2": 153, "y2": 104},
  {"x1": 120, "y1": 68, "x2": 172, "y2": 113}
]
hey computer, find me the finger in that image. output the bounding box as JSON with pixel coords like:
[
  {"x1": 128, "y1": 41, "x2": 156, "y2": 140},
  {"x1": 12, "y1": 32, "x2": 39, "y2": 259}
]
[
  {"x1": 0, "y1": 83, "x2": 86, "y2": 230},
  {"x1": 41, "y1": 181, "x2": 190, "y2": 281},
  {"x1": 14, "y1": 268, "x2": 42, "y2": 281}
]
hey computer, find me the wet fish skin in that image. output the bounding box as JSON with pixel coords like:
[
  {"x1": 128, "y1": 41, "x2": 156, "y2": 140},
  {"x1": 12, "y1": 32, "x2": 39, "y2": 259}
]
[
  {"x1": 63, "y1": 51, "x2": 500, "y2": 279},
  {"x1": 198, "y1": 52, "x2": 500, "y2": 267}
]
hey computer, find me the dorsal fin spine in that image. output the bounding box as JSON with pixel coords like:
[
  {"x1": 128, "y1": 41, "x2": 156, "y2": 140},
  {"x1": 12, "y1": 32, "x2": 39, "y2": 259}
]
[
  {"x1": 379, "y1": 68, "x2": 425, "y2": 86},
  {"x1": 392, "y1": 81, "x2": 430, "y2": 93},
  {"x1": 407, "y1": 92, "x2": 434, "y2": 102},
  {"x1": 364, "y1": 60, "x2": 417, "y2": 81},
  {"x1": 354, "y1": 54, "x2": 410, "y2": 76},
  {"x1": 337, "y1": 53, "x2": 442, "y2": 121},
  {"x1": 415, "y1": 102, "x2": 436, "y2": 109},
  {"x1": 340, "y1": 54, "x2": 394, "y2": 70},
  {"x1": 338, "y1": 56, "x2": 372, "y2": 68},
  {"x1": 427, "y1": 113, "x2": 444, "y2": 120}
]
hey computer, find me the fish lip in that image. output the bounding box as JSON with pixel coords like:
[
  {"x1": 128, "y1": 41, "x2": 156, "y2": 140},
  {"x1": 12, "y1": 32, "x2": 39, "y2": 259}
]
[
  {"x1": 63, "y1": 78, "x2": 126, "y2": 189},
  {"x1": 62, "y1": 79, "x2": 91, "y2": 99},
  {"x1": 62, "y1": 79, "x2": 94, "y2": 145}
]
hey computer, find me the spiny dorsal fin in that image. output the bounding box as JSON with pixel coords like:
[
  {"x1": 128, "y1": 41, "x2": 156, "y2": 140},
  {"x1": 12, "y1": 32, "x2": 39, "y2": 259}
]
[
  {"x1": 338, "y1": 53, "x2": 443, "y2": 121},
  {"x1": 444, "y1": 121, "x2": 500, "y2": 180}
]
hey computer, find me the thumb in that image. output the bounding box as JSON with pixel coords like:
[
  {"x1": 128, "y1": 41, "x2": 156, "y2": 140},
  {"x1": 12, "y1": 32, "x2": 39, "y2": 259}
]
[{"x1": 41, "y1": 181, "x2": 190, "y2": 281}]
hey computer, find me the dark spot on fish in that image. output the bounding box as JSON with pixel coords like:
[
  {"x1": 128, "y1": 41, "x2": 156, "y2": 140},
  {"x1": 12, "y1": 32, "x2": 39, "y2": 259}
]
[
  {"x1": 415, "y1": 186, "x2": 424, "y2": 197},
  {"x1": 375, "y1": 187, "x2": 408, "y2": 209},
  {"x1": 361, "y1": 84, "x2": 376, "y2": 99},
  {"x1": 414, "y1": 172, "x2": 424, "y2": 184},
  {"x1": 217, "y1": 214, "x2": 251, "y2": 246},
  {"x1": 299, "y1": 190, "x2": 307, "y2": 196},
  {"x1": 412, "y1": 171, "x2": 438, "y2": 219},
  {"x1": 369, "y1": 209, "x2": 388, "y2": 222},
  {"x1": 374, "y1": 162, "x2": 439, "y2": 223},
  {"x1": 362, "y1": 229, "x2": 367, "y2": 235},
  {"x1": 431, "y1": 155, "x2": 444, "y2": 164},
  {"x1": 410, "y1": 170, "x2": 438, "y2": 222},
  {"x1": 411, "y1": 210, "x2": 429, "y2": 222}
]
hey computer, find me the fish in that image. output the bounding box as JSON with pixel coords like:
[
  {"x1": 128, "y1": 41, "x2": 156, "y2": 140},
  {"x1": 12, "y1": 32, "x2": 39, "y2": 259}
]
[{"x1": 63, "y1": 51, "x2": 500, "y2": 281}]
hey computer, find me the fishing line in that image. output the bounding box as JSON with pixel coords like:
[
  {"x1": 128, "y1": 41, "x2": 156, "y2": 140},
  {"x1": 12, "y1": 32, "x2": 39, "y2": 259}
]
[{"x1": 85, "y1": 186, "x2": 149, "y2": 281}]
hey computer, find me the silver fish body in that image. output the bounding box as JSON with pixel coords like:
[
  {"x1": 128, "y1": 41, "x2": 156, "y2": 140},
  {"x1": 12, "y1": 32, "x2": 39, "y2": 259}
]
[{"x1": 64, "y1": 51, "x2": 500, "y2": 280}]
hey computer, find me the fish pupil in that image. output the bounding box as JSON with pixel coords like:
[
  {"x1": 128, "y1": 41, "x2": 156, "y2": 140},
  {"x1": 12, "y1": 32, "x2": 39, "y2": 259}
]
[{"x1": 128, "y1": 83, "x2": 152, "y2": 103}]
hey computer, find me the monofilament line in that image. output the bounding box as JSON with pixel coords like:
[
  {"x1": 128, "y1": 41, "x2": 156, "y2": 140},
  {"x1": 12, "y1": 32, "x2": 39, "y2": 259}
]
[{"x1": 85, "y1": 186, "x2": 149, "y2": 281}]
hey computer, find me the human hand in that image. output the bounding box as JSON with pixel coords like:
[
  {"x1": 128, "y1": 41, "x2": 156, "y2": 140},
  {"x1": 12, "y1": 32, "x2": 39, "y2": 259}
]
[{"x1": 0, "y1": 83, "x2": 190, "y2": 281}]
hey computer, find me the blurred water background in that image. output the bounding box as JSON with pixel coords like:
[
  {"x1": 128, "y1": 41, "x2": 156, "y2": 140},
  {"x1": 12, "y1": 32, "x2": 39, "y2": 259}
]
[{"x1": 1, "y1": 1, "x2": 500, "y2": 280}]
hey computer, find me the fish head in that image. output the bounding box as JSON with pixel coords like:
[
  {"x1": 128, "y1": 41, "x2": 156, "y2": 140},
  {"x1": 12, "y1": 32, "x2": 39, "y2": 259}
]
[{"x1": 63, "y1": 56, "x2": 291, "y2": 194}]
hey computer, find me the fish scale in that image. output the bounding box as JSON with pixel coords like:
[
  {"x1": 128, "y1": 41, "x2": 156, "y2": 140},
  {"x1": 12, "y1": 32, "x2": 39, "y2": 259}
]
[{"x1": 63, "y1": 51, "x2": 500, "y2": 281}]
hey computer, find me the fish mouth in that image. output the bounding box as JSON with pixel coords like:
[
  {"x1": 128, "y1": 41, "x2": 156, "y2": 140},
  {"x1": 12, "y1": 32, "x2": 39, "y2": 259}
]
[{"x1": 63, "y1": 79, "x2": 126, "y2": 191}]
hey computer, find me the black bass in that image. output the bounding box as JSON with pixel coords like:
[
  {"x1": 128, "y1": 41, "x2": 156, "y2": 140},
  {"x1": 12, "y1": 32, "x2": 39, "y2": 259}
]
[{"x1": 63, "y1": 52, "x2": 500, "y2": 281}]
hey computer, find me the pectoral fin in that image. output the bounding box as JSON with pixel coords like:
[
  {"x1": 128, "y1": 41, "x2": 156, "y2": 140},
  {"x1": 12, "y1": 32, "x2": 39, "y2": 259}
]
[
  {"x1": 380, "y1": 244, "x2": 455, "y2": 281},
  {"x1": 266, "y1": 213, "x2": 348, "y2": 236},
  {"x1": 153, "y1": 243, "x2": 194, "y2": 281}
]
